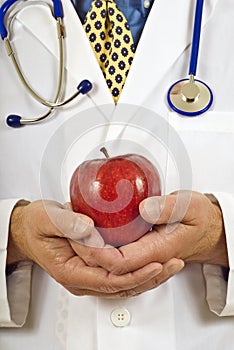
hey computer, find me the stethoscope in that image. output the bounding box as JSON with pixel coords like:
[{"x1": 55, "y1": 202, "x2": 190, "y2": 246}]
[
  {"x1": 0, "y1": 0, "x2": 93, "y2": 127},
  {"x1": 0, "y1": 0, "x2": 213, "y2": 128},
  {"x1": 167, "y1": 0, "x2": 213, "y2": 116}
]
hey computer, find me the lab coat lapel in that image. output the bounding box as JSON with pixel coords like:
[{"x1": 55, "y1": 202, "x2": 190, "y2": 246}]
[
  {"x1": 61, "y1": 0, "x2": 114, "y2": 106},
  {"x1": 119, "y1": 0, "x2": 218, "y2": 106}
]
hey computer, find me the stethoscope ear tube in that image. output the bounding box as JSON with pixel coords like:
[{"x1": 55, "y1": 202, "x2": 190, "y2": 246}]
[
  {"x1": 6, "y1": 114, "x2": 22, "y2": 127},
  {"x1": 0, "y1": 0, "x2": 64, "y2": 38},
  {"x1": 78, "y1": 80, "x2": 93, "y2": 94},
  {"x1": 6, "y1": 79, "x2": 93, "y2": 127}
]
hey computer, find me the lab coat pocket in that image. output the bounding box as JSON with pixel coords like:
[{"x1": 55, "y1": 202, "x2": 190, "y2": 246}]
[{"x1": 166, "y1": 111, "x2": 234, "y2": 194}]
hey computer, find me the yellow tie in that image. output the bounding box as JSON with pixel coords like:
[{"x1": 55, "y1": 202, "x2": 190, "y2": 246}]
[{"x1": 83, "y1": 0, "x2": 135, "y2": 103}]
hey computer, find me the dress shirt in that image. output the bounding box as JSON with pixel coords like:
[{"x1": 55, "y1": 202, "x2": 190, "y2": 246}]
[{"x1": 71, "y1": 0, "x2": 154, "y2": 45}]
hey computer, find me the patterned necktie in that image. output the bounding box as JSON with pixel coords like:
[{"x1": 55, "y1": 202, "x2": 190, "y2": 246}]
[{"x1": 83, "y1": 0, "x2": 135, "y2": 103}]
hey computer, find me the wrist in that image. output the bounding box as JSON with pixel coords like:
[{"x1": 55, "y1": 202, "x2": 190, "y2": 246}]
[
  {"x1": 204, "y1": 194, "x2": 228, "y2": 268},
  {"x1": 7, "y1": 200, "x2": 31, "y2": 265}
]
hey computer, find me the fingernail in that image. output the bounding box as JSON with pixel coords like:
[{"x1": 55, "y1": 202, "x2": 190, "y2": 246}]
[
  {"x1": 83, "y1": 228, "x2": 105, "y2": 248},
  {"x1": 73, "y1": 214, "x2": 94, "y2": 237},
  {"x1": 139, "y1": 197, "x2": 161, "y2": 223},
  {"x1": 168, "y1": 261, "x2": 184, "y2": 274},
  {"x1": 148, "y1": 263, "x2": 163, "y2": 277},
  {"x1": 168, "y1": 265, "x2": 179, "y2": 274},
  {"x1": 154, "y1": 263, "x2": 163, "y2": 275},
  {"x1": 63, "y1": 202, "x2": 72, "y2": 210}
]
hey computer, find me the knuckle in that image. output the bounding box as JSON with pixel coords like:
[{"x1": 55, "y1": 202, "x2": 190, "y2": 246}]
[
  {"x1": 110, "y1": 252, "x2": 132, "y2": 275},
  {"x1": 77, "y1": 246, "x2": 101, "y2": 267},
  {"x1": 84, "y1": 250, "x2": 98, "y2": 266}
]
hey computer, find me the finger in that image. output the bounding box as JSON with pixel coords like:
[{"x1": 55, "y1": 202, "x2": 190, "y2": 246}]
[
  {"x1": 71, "y1": 230, "x2": 168, "y2": 274},
  {"x1": 122, "y1": 258, "x2": 185, "y2": 296},
  {"x1": 139, "y1": 191, "x2": 194, "y2": 225},
  {"x1": 64, "y1": 286, "x2": 129, "y2": 298},
  {"x1": 70, "y1": 242, "x2": 122, "y2": 269},
  {"x1": 65, "y1": 258, "x2": 184, "y2": 298},
  {"x1": 118, "y1": 230, "x2": 170, "y2": 272},
  {"x1": 57, "y1": 258, "x2": 163, "y2": 294}
]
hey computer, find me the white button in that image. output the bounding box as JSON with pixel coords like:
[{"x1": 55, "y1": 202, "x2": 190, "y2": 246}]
[
  {"x1": 144, "y1": 0, "x2": 150, "y2": 9},
  {"x1": 110, "y1": 308, "x2": 131, "y2": 327}
]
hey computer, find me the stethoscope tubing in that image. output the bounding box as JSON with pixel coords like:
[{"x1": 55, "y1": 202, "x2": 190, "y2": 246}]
[
  {"x1": 1, "y1": 0, "x2": 65, "y2": 108},
  {"x1": 6, "y1": 79, "x2": 92, "y2": 127},
  {"x1": 189, "y1": 0, "x2": 203, "y2": 76},
  {"x1": 0, "y1": 0, "x2": 19, "y2": 39},
  {"x1": 0, "y1": 0, "x2": 92, "y2": 127},
  {"x1": 3, "y1": 17, "x2": 64, "y2": 108},
  {"x1": 0, "y1": 0, "x2": 63, "y2": 39}
]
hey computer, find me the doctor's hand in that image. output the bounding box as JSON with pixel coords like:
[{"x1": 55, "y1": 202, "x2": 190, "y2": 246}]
[
  {"x1": 7, "y1": 199, "x2": 168, "y2": 297},
  {"x1": 73, "y1": 191, "x2": 228, "y2": 295},
  {"x1": 136, "y1": 191, "x2": 228, "y2": 267}
]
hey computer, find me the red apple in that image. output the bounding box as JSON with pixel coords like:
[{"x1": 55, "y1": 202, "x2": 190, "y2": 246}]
[{"x1": 70, "y1": 149, "x2": 161, "y2": 246}]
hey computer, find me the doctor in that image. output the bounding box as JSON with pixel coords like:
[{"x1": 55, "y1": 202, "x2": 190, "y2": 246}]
[{"x1": 1, "y1": 0, "x2": 234, "y2": 349}]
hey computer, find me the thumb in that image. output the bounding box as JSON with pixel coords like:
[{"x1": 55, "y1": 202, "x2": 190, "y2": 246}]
[
  {"x1": 54, "y1": 208, "x2": 95, "y2": 240},
  {"x1": 139, "y1": 192, "x2": 192, "y2": 225},
  {"x1": 45, "y1": 202, "x2": 105, "y2": 248},
  {"x1": 62, "y1": 203, "x2": 105, "y2": 247}
]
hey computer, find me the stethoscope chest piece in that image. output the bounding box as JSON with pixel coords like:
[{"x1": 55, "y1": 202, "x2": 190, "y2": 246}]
[
  {"x1": 167, "y1": 77, "x2": 213, "y2": 117},
  {"x1": 167, "y1": 0, "x2": 214, "y2": 117}
]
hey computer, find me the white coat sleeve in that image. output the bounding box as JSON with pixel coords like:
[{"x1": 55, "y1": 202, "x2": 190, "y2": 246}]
[
  {"x1": 0, "y1": 199, "x2": 32, "y2": 327},
  {"x1": 203, "y1": 192, "x2": 234, "y2": 316}
]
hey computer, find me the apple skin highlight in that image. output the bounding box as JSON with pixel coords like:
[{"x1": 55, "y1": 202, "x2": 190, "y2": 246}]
[{"x1": 70, "y1": 153, "x2": 161, "y2": 247}]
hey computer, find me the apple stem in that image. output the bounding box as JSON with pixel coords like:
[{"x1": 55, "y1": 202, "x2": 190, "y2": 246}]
[{"x1": 100, "y1": 147, "x2": 110, "y2": 158}]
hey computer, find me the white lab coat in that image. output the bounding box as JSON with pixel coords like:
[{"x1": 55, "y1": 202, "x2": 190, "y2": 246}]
[{"x1": 1, "y1": 0, "x2": 234, "y2": 348}]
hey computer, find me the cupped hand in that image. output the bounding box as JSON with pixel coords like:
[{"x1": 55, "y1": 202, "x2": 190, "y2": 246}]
[
  {"x1": 7, "y1": 200, "x2": 166, "y2": 298},
  {"x1": 137, "y1": 191, "x2": 228, "y2": 267}
]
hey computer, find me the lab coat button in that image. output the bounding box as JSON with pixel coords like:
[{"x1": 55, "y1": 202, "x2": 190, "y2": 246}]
[
  {"x1": 144, "y1": 0, "x2": 150, "y2": 9},
  {"x1": 110, "y1": 308, "x2": 131, "y2": 327}
]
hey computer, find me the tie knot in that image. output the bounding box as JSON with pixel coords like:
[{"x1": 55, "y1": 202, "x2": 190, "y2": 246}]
[
  {"x1": 95, "y1": 0, "x2": 113, "y2": 7},
  {"x1": 104, "y1": 0, "x2": 114, "y2": 8}
]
